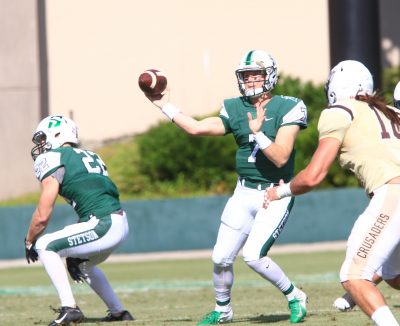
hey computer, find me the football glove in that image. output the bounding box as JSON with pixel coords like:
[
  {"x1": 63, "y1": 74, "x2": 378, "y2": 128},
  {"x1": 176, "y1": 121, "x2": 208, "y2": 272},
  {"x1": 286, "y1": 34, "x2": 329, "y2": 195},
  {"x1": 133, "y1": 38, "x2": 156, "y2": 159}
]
[
  {"x1": 66, "y1": 257, "x2": 89, "y2": 283},
  {"x1": 24, "y1": 238, "x2": 38, "y2": 264}
]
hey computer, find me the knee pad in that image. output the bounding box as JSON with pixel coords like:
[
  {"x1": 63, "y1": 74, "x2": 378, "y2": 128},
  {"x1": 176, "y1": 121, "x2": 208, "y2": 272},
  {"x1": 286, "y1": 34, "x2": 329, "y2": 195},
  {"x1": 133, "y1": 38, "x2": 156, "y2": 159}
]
[{"x1": 212, "y1": 251, "x2": 234, "y2": 267}]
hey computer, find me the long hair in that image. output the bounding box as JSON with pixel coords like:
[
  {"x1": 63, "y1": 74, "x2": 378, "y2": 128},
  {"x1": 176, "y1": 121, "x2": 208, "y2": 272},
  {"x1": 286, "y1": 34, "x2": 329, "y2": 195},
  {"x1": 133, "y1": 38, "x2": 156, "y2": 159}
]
[{"x1": 356, "y1": 92, "x2": 400, "y2": 126}]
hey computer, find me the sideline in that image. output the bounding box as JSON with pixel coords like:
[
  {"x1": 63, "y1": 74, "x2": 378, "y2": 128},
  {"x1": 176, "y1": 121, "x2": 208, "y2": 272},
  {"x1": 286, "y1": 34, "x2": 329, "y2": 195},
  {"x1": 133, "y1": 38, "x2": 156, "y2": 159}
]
[{"x1": 0, "y1": 240, "x2": 346, "y2": 269}]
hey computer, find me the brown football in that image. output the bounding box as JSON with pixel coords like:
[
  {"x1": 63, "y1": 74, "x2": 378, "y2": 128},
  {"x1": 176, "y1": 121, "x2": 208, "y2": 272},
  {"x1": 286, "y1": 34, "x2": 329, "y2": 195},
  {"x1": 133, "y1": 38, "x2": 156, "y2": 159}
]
[{"x1": 138, "y1": 69, "x2": 167, "y2": 95}]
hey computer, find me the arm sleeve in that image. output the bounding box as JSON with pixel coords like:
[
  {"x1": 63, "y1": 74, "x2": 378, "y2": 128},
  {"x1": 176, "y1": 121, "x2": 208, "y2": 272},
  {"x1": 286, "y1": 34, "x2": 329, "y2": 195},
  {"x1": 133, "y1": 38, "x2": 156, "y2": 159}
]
[{"x1": 52, "y1": 166, "x2": 65, "y2": 184}]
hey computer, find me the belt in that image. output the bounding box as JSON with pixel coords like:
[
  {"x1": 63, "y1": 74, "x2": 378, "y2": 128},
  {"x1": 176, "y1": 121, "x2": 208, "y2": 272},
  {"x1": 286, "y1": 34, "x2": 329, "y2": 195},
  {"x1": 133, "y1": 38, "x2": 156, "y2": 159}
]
[
  {"x1": 88, "y1": 208, "x2": 124, "y2": 219},
  {"x1": 239, "y1": 178, "x2": 275, "y2": 190}
]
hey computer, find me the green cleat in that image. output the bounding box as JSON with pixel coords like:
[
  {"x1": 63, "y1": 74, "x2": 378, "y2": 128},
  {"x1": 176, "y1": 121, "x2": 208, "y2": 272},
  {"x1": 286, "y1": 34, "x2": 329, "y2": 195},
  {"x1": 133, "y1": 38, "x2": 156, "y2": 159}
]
[
  {"x1": 288, "y1": 290, "x2": 307, "y2": 323},
  {"x1": 197, "y1": 310, "x2": 233, "y2": 325}
]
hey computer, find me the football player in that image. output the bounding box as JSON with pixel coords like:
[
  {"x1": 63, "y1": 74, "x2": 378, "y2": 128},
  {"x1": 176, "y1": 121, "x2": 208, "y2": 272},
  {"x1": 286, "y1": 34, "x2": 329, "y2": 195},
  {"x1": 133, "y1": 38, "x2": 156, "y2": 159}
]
[
  {"x1": 25, "y1": 116, "x2": 134, "y2": 325},
  {"x1": 333, "y1": 80, "x2": 400, "y2": 313},
  {"x1": 145, "y1": 50, "x2": 308, "y2": 324},
  {"x1": 265, "y1": 62, "x2": 400, "y2": 326}
]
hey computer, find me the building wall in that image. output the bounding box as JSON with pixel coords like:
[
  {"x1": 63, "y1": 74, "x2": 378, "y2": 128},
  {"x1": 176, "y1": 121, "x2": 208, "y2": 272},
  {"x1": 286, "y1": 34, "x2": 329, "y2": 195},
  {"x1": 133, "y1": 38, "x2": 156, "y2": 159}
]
[
  {"x1": 0, "y1": 0, "x2": 42, "y2": 199},
  {"x1": 44, "y1": 0, "x2": 330, "y2": 144},
  {"x1": 380, "y1": 0, "x2": 400, "y2": 68},
  {"x1": 1, "y1": 0, "x2": 399, "y2": 200}
]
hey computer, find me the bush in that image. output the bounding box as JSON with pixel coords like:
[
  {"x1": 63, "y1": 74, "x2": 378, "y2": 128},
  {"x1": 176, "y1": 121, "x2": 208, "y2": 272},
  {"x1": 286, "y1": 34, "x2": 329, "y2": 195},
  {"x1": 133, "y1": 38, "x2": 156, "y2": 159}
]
[
  {"x1": 3, "y1": 69, "x2": 399, "y2": 205},
  {"x1": 135, "y1": 122, "x2": 237, "y2": 194}
]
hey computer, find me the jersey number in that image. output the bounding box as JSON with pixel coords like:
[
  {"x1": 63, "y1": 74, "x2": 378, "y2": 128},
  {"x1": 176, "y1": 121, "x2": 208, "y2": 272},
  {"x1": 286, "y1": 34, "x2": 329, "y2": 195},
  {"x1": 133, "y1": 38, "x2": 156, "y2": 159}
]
[
  {"x1": 248, "y1": 134, "x2": 260, "y2": 162},
  {"x1": 371, "y1": 106, "x2": 400, "y2": 139},
  {"x1": 73, "y1": 149, "x2": 109, "y2": 176}
]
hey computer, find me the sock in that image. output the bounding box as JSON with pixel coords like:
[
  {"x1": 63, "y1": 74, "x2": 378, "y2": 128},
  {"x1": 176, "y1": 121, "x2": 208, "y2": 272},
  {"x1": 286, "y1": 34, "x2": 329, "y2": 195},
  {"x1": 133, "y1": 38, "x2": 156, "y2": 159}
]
[
  {"x1": 283, "y1": 284, "x2": 298, "y2": 301},
  {"x1": 247, "y1": 256, "x2": 292, "y2": 293},
  {"x1": 371, "y1": 306, "x2": 399, "y2": 326},
  {"x1": 87, "y1": 266, "x2": 124, "y2": 313},
  {"x1": 215, "y1": 300, "x2": 232, "y2": 313},
  {"x1": 38, "y1": 250, "x2": 76, "y2": 307},
  {"x1": 213, "y1": 264, "x2": 233, "y2": 312}
]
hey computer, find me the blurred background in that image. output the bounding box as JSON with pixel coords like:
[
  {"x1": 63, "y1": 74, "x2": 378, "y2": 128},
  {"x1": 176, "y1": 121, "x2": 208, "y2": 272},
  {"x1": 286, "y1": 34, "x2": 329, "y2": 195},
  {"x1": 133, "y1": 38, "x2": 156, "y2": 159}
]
[{"x1": 0, "y1": 0, "x2": 399, "y2": 201}]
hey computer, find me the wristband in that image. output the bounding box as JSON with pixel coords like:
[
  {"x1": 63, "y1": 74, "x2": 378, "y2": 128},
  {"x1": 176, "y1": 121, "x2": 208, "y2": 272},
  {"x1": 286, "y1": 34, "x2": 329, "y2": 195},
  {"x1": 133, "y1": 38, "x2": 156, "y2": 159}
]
[
  {"x1": 276, "y1": 182, "x2": 292, "y2": 199},
  {"x1": 254, "y1": 132, "x2": 272, "y2": 150},
  {"x1": 161, "y1": 103, "x2": 181, "y2": 121}
]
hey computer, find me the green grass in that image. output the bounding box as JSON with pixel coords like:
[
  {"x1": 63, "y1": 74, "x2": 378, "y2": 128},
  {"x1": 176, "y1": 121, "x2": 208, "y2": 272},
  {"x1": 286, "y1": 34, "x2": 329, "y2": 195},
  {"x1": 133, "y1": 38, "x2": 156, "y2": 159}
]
[{"x1": 0, "y1": 251, "x2": 399, "y2": 325}]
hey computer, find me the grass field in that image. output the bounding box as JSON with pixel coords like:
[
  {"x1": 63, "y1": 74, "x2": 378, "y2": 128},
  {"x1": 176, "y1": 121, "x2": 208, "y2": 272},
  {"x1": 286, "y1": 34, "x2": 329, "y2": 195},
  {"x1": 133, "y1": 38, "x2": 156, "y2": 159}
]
[{"x1": 0, "y1": 250, "x2": 399, "y2": 325}]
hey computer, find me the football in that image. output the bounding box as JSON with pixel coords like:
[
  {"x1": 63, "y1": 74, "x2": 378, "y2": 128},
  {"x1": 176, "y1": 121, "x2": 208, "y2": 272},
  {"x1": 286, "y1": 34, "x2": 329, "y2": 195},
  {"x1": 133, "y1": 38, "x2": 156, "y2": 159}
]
[{"x1": 138, "y1": 69, "x2": 167, "y2": 95}]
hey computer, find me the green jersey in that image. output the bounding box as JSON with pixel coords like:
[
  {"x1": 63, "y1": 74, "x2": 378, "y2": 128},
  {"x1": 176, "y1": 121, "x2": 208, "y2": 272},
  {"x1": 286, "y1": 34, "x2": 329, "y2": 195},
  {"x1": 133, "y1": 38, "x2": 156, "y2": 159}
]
[
  {"x1": 34, "y1": 147, "x2": 121, "y2": 222},
  {"x1": 219, "y1": 95, "x2": 307, "y2": 183}
]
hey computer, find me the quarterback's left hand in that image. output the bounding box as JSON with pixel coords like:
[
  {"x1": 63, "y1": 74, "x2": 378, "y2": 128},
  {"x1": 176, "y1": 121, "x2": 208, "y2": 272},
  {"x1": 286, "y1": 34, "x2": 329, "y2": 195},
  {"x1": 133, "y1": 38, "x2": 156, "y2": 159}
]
[
  {"x1": 247, "y1": 104, "x2": 266, "y2": 134},
  {"x1": 25, "y1": 239, "x2": 38, "y2": 264}
]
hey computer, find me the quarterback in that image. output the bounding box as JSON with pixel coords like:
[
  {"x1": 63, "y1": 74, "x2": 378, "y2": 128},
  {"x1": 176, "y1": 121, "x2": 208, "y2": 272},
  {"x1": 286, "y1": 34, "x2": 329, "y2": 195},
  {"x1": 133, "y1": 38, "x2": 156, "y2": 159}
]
[
  {"x1": 25, "y1": 115, "x2": 134, "y2": 325},
  {"x1": 145, "y1": 50, "x2": 308, "y2": 324},
  {"x1": 265, "y1": 61, "x2": 400, "y2": 326}
]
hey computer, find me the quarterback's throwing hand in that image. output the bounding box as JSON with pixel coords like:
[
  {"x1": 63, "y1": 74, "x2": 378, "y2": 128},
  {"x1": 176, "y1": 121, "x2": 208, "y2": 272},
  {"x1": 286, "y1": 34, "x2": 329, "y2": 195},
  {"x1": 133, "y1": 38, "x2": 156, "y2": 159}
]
[
  {"x1": 145, "y1": 87, "x2": 170, "y2": 109},
  {"x1": 25, "y1": 239, "x2": 38, "y2": 264}
]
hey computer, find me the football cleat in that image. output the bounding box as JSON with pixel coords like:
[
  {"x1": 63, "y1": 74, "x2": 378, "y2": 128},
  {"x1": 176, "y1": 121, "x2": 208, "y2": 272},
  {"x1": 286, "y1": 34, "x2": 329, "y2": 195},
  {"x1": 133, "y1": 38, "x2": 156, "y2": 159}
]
[
  {"x1": 288, "y1": 290, "x2": 307, "y2": 323},
  {"x1": 333, "y1": 293, "x2": 356, "y2": 312},
  {"x1": 197, "y1": 309, "x2": 233, "y2": 325},
  {"x1": 101, "y1": 310, "x2": 134, "y2": 322},
  {"x1": 48, "y1": 306, "x2": 84, "y2": 326}
]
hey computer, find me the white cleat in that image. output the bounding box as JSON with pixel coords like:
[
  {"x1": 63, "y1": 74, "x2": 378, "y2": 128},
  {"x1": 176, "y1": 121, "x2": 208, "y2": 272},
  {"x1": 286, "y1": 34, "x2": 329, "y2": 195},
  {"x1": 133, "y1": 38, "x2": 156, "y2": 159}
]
[{"x1": 333, "y1": 293, "x2": 356, "y2": 312}]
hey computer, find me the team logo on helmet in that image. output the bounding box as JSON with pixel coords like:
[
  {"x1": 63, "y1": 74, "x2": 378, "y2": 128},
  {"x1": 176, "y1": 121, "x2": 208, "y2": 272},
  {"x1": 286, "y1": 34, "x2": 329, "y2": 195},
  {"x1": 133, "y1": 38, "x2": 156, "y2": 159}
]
[{"x1": 31, "y1": 115, "x2": 79, "y2": 160}]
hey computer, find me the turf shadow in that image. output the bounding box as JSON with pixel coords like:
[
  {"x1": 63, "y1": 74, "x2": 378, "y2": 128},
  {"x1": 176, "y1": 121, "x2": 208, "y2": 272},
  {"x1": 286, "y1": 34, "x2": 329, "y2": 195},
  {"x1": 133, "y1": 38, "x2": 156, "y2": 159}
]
[{"x1": 235, "y1": 313, "x2": 291, "y2": 323}]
